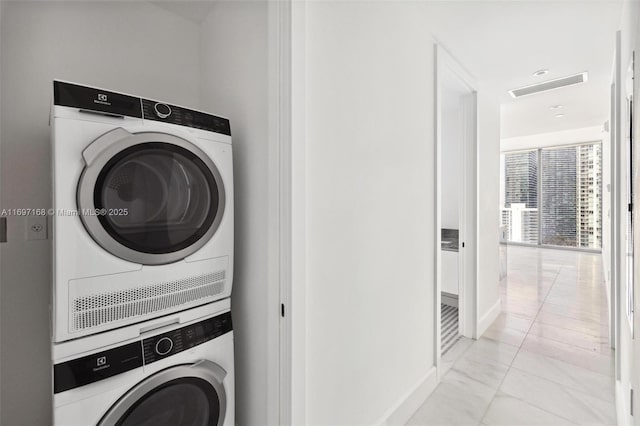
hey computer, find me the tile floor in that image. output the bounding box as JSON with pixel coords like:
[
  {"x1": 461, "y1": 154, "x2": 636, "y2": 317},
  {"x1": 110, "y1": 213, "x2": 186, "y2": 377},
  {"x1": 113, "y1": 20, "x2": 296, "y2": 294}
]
[{"x1": 407, "y1": 245, "x2": 616, "y2": 426}]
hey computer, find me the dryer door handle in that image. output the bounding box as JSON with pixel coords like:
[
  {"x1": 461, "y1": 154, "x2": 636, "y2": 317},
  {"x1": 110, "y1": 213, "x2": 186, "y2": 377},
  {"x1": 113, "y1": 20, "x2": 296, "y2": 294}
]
[{"x1": 82, "y1": 127, "x2": 132, "y2": 166}]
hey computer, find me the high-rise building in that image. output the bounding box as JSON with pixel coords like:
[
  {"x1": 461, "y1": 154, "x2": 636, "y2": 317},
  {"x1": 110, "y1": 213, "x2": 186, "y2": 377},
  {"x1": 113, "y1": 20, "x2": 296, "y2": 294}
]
[
  {"x1": 541, "y1": 147, "x2": 577, "y2": 247},
  {"x1": 504, "y1": 151, "x2": 538, "y2": 208},
  {"x1": 503, "y1": 151, "x2": 539, "y2": 244},
  {"x1": 501, "y1": 209, "x2": 512, "y2": 240},
  {"x1": 576, "y1": 143, "x2": 602, "y2": 248}
]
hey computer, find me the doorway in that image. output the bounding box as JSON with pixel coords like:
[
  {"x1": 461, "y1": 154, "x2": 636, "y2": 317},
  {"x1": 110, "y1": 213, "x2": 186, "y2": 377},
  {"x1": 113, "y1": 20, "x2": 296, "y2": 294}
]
[{"x1": 435, "y1": 45, "x2": 479, "y2": 366}]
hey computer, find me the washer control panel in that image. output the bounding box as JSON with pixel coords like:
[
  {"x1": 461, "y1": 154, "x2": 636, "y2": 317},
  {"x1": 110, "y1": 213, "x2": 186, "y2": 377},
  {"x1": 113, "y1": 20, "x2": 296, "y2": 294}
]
[
  {"x1": 53, "y1": 311, "x2": 232, "y2": 393},
  {"x1": 143, "y1": 311, "x2": 232, "y2": 364}
]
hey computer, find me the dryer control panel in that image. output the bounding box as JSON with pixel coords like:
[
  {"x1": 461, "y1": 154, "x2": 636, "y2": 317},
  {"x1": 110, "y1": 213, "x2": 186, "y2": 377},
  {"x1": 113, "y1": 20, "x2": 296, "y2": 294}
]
[
  {"x1": 143, "y1": 311, "x2": 232, "y2": 364},
  {"x1": 141, "y1": 99, "x2": 231, "y2": 135},
  {"x1": 53, "y1": 311, "x2": 232, "y2": 393}
]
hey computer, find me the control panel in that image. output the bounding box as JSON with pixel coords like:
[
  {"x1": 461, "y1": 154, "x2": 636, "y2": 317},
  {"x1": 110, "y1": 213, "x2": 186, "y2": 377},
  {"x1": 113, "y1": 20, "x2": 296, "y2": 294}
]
[
  {"x1": 52, "y1": 81, "x2": 231, "y2": 136},
  {"x1": 141, "y1": 99, "x2": 231, "y2": 136},
  {"x1": 53, "y1": 311, "x2": 232, "y2": 393},
  {"x1": 142, "y1": 311, "x2": 232, "y2": 364}
]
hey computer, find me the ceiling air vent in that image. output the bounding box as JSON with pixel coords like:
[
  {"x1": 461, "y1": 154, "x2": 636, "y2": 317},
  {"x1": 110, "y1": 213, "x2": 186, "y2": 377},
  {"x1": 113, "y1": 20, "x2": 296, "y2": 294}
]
[{"x1": 508, "y1": 72, "x2": 588, "y2": 98}]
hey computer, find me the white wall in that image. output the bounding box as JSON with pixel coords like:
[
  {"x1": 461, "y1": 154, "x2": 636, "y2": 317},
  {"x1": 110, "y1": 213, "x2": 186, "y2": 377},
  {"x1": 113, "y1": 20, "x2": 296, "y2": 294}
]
[
  {"x1": 199, "y1": 3, "x2": 276, "y2": 425},
  {"x1": 501, "y1": 125, "x2": 604, "y2": 152},
  {"x1": 305, "y1": 2, "x2": 436, "y2": 424},
  {"x1": 0, "y1": 2, "x2": 200, "y2": 424},
  {"x1": 476, "y1": 86, "x2": 502, "y2": 335},
  {"x1": 300, "y1": 2, "x2": 502, "y2": 423},
  {"x1": 440, "y1": 72, "x2": 464, "y2": 230}
]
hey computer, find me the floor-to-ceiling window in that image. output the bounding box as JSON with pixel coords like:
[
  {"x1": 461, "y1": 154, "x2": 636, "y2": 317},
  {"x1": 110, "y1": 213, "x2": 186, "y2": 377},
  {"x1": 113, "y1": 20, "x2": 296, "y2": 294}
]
[{"x1": 501, "y1": 142, "x2": 602, "y2": 250}]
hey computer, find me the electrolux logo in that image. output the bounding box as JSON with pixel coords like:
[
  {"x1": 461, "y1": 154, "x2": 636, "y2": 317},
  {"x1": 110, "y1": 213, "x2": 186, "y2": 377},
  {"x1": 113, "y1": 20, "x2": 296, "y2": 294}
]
[
  {"x1": 94, "y1": 93, "x2": 111, "y2": 106},
  {"x1": 93, "y1": 355, "x2": 110, "y2": 372}
]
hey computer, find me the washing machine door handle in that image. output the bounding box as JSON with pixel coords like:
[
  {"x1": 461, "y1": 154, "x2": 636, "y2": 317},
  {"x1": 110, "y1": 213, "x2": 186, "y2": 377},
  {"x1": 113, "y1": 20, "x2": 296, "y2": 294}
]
[
  {"x1": 82, "y1": 127, "x2": 133, "y2": 166},
  {"x1": 98, "y1": 360, "x2": 228, "y2": 426}
]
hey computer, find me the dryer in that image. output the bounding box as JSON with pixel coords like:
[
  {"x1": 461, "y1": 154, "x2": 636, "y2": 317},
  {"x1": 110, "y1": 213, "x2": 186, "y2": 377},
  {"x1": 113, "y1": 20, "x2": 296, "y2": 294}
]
[
  {"x1": 53, "y1": 299, "x2": 234, "y2": 426},
  {"x1": 51, "y1": 81, "x2": 234, "y2": 342}
]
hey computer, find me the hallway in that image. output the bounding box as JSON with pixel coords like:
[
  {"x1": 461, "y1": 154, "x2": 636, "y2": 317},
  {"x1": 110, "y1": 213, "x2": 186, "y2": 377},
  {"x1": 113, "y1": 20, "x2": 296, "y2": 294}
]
[{"x1": 408, "y1": 245, "x2": 615, "y2": 425}]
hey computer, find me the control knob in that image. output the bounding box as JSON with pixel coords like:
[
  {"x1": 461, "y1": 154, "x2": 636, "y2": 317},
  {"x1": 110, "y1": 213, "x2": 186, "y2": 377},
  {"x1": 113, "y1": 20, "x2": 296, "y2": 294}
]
[
  {"x1": 155, "y1": 337, "x2": 174, "y2": 356},
  {"x1": 154, "y1": 103, "x2": 172, "y2": 119}
]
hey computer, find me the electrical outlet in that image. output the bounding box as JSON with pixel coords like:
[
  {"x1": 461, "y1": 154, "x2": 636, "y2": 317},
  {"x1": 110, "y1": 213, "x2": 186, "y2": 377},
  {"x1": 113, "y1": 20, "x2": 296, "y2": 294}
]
[{"x1": 26, "y1": 216, "x2": 48, "y2": 241}]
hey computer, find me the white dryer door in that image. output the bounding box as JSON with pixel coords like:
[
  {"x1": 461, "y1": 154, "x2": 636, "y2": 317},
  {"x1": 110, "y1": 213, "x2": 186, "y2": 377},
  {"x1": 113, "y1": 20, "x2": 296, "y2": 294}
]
[
  {"x1": 98, "y1": 360, "x2": 227, "y2": 426},
  {"x1": 77, "y1": 128, "x2": 226, "y2": 265}
]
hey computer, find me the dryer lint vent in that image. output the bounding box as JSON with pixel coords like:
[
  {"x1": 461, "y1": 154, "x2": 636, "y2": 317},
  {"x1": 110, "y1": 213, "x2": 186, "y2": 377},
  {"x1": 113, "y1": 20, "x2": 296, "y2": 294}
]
[{"x1": 71, "y1": 270, "x2": 226, "y2": 332}]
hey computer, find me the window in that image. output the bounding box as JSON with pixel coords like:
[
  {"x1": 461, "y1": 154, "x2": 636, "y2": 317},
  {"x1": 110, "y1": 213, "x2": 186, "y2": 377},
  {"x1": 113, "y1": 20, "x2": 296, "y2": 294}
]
[
  {"x1": 501, "y1": 150, "x2": 538, "y2": 244},
  {"x1": 500, "y1": 142, "x2": 602, "y2": 250}
]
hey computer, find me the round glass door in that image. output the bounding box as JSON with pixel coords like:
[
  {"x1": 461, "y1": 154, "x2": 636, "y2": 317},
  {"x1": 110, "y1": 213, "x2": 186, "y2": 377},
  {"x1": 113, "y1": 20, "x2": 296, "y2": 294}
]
[
  {"x1": 115, "y1": 378, "x2": 220, "y2": 426},
  {"x1": 78, "y1": 129, "x2": 226, "y2": 265},
  {"x1": 98, "y1": 361, "x2": 228, "y2": 426},
  {"x1": 95, "y1": 143, "x2": 217, "y2": 254}
]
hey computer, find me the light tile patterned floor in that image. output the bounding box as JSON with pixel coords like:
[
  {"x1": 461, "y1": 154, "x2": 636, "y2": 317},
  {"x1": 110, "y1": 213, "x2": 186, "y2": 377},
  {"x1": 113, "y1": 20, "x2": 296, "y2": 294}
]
[{"x1": 407, "y1": 245, "x2": 616, "y2": 426}]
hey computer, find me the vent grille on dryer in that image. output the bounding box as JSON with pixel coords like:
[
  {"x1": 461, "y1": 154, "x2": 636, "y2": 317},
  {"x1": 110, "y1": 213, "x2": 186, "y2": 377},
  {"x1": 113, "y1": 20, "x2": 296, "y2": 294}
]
[{"x1": 71, "y1": 271, "x2": 226, "y2": 331}]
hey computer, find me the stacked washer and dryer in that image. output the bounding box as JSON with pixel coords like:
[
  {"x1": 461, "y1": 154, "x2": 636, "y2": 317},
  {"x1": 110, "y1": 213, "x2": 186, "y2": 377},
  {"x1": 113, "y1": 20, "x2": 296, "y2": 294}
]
[{"x1": 50, "y1": 81, "x2": 235, "y2": 425}]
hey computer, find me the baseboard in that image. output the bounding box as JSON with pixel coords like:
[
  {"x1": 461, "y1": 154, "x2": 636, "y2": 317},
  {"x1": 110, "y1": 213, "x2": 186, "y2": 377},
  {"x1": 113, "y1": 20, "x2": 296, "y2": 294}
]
[
  {"x1": 477, "y1": 299, "x2": 501, "y2": 338},
  {"x1": 377, "y1": 366, "x2": 438, "y2": 426}
]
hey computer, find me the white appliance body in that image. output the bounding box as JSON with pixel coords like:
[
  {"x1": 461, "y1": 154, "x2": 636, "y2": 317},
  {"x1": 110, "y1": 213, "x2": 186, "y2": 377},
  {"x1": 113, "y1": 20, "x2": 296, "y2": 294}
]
[
  {"x1": 53, "y1": 299, "x2": 234, "y2": 426},
  {"x1": 51, "y1": 81, "x2": 234, "y2": 342}
]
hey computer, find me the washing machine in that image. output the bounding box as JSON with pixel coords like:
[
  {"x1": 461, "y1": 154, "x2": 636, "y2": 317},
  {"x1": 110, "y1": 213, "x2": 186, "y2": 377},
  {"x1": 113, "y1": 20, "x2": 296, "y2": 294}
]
[
  {"x1": 53, "y1": 298, "x2": 234, "y2": 426},
  {"x1": 50, "y1": 81, "x2": 234, "y2": 342}
]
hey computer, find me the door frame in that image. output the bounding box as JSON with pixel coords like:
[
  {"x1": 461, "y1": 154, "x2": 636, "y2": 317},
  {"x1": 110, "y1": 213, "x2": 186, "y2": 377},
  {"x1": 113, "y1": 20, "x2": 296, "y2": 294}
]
[
  {"x1": 269, "y1": 0, "x2": 305, "y2": 424},
  {"x1": 612, "y1": 30, "x2": 622, "y2": 382},
  {"x1": 434, "y1": 44, "x2": 479, "y2": 374}
]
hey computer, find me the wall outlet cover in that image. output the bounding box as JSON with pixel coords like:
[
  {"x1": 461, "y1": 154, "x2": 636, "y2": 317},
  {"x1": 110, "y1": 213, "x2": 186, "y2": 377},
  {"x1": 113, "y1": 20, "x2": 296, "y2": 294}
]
[{"x1": 26, "y1": 216, "x2": 48, "y2": 241}]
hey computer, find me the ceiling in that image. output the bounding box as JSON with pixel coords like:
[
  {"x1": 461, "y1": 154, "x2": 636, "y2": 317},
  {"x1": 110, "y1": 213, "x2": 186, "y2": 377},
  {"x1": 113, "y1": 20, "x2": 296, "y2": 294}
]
[
  {"x1": 146, "y1": 1, "x2": 622, "y2": 139},
  {"x1": 149, "y1": 0, "x2": 216, "y2": 24},
  {"x1": 423, "y1": 0, "x2": 623, "y2": 139}
]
